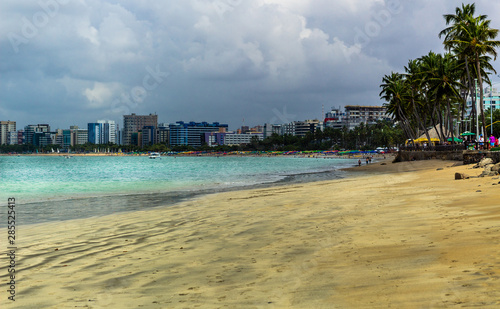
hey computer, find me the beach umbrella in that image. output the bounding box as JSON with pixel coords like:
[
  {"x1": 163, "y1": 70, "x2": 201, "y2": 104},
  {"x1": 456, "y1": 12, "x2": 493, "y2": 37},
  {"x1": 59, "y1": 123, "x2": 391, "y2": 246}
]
[
  {"x1": 447, "y1": 137, "x2": 463, "y2": 142},
  {"x1": 413, "y1": 137, "x2": 440, "y2": 143},
  {"x1": 460, "y1": 131, "x2": 475, "y2": 136}
]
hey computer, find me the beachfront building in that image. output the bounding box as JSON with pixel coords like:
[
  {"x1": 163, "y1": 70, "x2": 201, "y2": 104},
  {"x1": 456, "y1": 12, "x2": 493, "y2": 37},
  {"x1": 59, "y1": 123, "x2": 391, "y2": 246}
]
[
  {"x1": 157, "y1": 125, "x2": 170, "y2": 145},
  {"x1": 6, "y1": 131, "x2": 18, "y2": 145},
  {"x1": 344, "y1": 105, "x2": 389, "y2": 130},
  {"x1": 55, "y1": 129, "x2": 64, "y2": 146},
  {"x1": 33, "y1": 131, "x2": 58, "y2": 147},
  {"x1": 88, "y1": 123, "x2": 102, "y2": 144},
  {"x1": 62, "y1": 126, "x2": 88, "y2": 148},
  {"x1": 24, "y1": 124, "x2": 50, "y2": 145},
  {"x1": 466, "y1": 86, "x2": 500, "y2": 111},
  {"x1": 224, "y1": 133, "x2": 263, "y2": 145},
  {"x1": 322, "y1": 106, "x2": 389, "y2": 131},
  {"x1": 141, "y1": 126, "x2": 156, "y2": 146},
  {"x1": 465, "y1": 86, "x2": 499, "y2": 131},
  {"x1": 98, "y1": 120, "x2": 117, "y2": 144},
  {"x1": 62, "y1": 129, "x2": 72, "y2": 148},
  {"x1": 16, "y1": 130, "x2": 25, "y2": 145},
  {"x1": 324, "y1": 107, "x2": 346, "y2": 130},
  {"x1": 169, "y1": 121, "x2": 228, "y2": 147},
  {"x1": 282, "y1": 120, "x2": 322, "y2": 137},
  {"x1": 204, "y1": 132, "x2": 228, "y2": 146},
  {"x1": 0, "y1": 121, "x2": 16, "y2": 145},
  {"x1": 88, "y1": 120, "x2": 117, "y2": 144},
  {"x1": 203, "y1": 132, "x2": 264, "y2": 146},
  {"x1": 263, "y1": 123, "x2": 282, "y2": 139},
  {"x1": 123, "y1": 113, "x2": 158, "y2": 145}
]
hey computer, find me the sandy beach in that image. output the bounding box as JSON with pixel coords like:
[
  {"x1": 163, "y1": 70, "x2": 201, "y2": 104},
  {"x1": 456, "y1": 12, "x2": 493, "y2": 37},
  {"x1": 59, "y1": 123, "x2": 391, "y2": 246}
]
[{"x1": 3, "y1": 159, "x2": 500, "y2": 308}]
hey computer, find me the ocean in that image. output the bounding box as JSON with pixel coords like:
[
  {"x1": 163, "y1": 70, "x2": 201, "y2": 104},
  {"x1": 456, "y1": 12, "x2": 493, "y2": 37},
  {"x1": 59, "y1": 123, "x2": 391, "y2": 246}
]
[{"x1": 0, "y1": 155, "x2": 358, "y2": 226}]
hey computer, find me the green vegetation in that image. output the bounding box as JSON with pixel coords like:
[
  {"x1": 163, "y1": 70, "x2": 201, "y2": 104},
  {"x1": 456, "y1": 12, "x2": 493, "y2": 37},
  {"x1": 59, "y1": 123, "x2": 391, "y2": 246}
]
[
  {"x1": 380, "y1": 3, "x2": 500, "y2": 142},
  {"x1": 249, "y1": 121, "x2": 403, "y2": 151}
]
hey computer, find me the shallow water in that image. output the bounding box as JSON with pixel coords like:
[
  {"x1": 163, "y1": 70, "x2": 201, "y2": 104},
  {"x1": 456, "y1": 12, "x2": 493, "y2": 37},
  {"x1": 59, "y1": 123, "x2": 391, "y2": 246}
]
[{"x1": 0, "y1": 155, "x2": 357, "y2": 226}]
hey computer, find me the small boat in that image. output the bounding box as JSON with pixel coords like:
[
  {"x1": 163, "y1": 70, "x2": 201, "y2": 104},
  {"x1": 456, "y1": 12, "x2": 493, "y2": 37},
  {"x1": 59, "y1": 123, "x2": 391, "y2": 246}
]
[{"x1": 149, "y1": 152, "x2": 161, "y2": 159}]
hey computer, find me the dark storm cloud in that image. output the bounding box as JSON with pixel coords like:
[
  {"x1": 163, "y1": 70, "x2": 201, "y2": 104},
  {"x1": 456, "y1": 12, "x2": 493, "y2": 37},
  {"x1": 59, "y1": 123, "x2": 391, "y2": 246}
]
[{"x1": 1, "y1": 0, "x2": 500, "y2": 130}]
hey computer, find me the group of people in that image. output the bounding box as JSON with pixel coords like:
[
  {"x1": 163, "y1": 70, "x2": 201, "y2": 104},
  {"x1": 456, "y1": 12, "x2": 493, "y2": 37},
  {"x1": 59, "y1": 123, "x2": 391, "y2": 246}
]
[
  {"x1": 358, "y1": 156, "x2": 372, "y2": 166},
  {"x1": 477, "y1": 134, "x2": 499, "y2": 149}
]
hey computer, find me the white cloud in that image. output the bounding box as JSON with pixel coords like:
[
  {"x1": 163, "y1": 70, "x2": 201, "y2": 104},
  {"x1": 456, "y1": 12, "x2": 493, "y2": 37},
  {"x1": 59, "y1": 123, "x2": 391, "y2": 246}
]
[{"x1": 83, "y1": 81, "x2": 122, "y2": 108}]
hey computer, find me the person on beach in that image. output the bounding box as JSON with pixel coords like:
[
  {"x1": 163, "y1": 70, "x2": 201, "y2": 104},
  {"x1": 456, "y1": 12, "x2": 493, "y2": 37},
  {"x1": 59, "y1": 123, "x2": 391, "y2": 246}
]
[
  {"x1": 358, "y1": 159, "x2": 361, "y2": 167},
  {"x1": 489, "y1": 135, "x2": 496, "y2": 148}
]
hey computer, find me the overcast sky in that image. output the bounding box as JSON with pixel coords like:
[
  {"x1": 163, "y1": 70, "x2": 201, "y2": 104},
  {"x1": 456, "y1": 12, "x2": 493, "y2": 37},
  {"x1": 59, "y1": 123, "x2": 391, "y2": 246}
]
[{"x1": 2, "y1": 0, "x2": 500, "y2": 130}]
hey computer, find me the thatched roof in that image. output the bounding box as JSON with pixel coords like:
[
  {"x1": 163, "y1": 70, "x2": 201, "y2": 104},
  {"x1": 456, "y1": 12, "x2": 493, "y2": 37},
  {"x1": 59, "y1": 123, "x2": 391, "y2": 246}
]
[{"x1": 418, "y1": 126, "x2": 449, "y2": 140}]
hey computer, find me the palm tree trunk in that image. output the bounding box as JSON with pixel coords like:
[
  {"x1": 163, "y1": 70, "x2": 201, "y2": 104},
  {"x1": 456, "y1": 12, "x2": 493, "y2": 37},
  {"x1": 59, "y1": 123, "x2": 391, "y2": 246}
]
[
  {"x1": 476, "y1": 54, "x2": 487, "y2": 142},
  {"x1": 412, "y1": 99, "x2": 432, "y2": 148},
  {"x1": 447, "y1": 100, "x2": 455, "y2": 143},
  {"x1": 465, "y1": 57, "x2": 477, "y2": 135}
]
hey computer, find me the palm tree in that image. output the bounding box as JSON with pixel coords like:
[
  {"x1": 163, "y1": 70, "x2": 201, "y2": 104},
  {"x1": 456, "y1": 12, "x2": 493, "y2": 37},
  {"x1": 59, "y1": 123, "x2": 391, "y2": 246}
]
[
  {"x1": 426, "y1": 53, "x2": 464, "y2": 143},
  {"x1": 439, "y1": 3, "x2": 486, "y2": 42},
  {"x1": 404, "y1": 59, "x2": 433, "y2": 144},
  {"x1": 419, "y1": 51, "x2": 449, "y2": 141},
  {"x1": 441, "y1": 6, "x2": 500, "y2": 138},
  {"x1": 380, "y1": 72, "x2": 416, "y2": 139}
]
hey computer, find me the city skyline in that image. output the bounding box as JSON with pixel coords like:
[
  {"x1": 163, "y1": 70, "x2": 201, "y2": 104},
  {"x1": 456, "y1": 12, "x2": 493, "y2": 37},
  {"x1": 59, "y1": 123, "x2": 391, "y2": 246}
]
[{"x1": 3, "y1": 1, "x2": 500, "y2": 130}]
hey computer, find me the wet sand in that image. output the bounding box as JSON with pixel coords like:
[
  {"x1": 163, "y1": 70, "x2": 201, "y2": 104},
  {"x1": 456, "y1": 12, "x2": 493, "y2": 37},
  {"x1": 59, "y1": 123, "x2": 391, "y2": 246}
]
[{"x1": 2, "y1": 159, "x2": 500, "y2": 308}]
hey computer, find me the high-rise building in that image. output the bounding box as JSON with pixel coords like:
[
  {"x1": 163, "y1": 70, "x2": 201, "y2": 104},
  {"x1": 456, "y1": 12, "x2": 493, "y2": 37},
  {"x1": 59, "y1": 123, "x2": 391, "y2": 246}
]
[
  {"x1": 141, "y1": 126, "x2": 156, "y2": 147},
  {"x1": 55, "y1": 129, "x2": 64, "y2": 146},
  {"x1": 98, "y1": 120, "x2": 117, "y2": 144},
  {"x1": 324, "y1": 107, "x2": 346, "y2": 130},
  {"x1": 63, "y1": 129, "x2": 72, "y2": 148},
  {"x1": 7, "y1": 131, "x2": 18, "y2": 145},
  {"x1": 16, "y1": 130, "x2": 24, "y2": 145},
  {"x1": 1, "y1": 121, "x2": 16, "y2": 145},
  {"x1": 263, "y1": 123, "x2": 282, "y2": 139},
  {"x1": 68, "y1": 126, "x2": 88, "y2": 146},
  {"x1": 223, "y1": 133, "x2": 263, "y2": 145},
  {"x1": 24, "y1": 124, "x2": 50, "y2": 145},
  {"x1": 282, "y1": 120, "x2": 321, "y2": 137},
  {"x1": 123, "y1": 113, "x2": 158, "y2": 145},
  {"x1": 88, "y1": 120, "x2": 117, "y2": 144},
  {"x1": 169, "y1": 121, "x2": 229, "y2": 147},
  {"x1": 157, "y1": 125, "x2": 170, "y2": 145},
  {"x1": 88, "y1": 123, "x2": 102, "y2": 144},
  {"x1": 33, "y1": 131, "x2": 57, "y2": 147},
  {"x1": 344, "y1": 105, "x2": 388, "y2": 130}
]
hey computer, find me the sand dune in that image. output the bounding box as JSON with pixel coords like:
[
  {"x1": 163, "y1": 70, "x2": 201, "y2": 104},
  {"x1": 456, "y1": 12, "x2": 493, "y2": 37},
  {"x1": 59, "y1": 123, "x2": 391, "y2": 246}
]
[{"x1": 2, "y1": 159, "x2": 500, "y2": 308}]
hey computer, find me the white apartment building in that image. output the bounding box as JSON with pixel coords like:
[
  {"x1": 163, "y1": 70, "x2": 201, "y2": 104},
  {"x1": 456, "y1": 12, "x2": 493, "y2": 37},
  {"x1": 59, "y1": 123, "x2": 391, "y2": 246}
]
[
  {"x1": 0, "y1": 121, "x2": 16, "y2": 145},
  {"x1": 224, "y1": 133, "x2": 263, "y2": 145}
]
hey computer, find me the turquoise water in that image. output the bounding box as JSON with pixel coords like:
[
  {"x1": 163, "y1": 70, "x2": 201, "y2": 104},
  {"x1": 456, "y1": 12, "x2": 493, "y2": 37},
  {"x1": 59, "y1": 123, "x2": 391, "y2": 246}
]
[{"x1": 0, "y1": 155, "x2": 357, "y2": 225}]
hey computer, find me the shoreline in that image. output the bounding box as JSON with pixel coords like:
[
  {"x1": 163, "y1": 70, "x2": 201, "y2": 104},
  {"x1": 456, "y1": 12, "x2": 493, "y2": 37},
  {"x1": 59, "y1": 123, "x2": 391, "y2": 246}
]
[
  {"x1": 3, "y1": 159, "x2": 500, "y2": 307},
  {"x1": 6, "y1": 156, "x2": 365, "y2": 228}
]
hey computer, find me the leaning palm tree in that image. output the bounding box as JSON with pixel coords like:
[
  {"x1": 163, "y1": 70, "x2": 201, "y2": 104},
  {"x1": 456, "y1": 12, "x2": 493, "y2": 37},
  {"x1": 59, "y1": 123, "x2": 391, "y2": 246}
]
[
  {"x1": 404, "y1": 59, "x2": 433, "y2": 144},
  {"x1": 439, "y1": 3, "x2": 485, "y2": 134},
  {"x1": 426, "y1": 53, "x2": 464, "y2": 143},
  {"x1": 442, "y1": 8, "x2": 500, "y2": 138},
  {"x1": 419, "y1": 51, "x2": 450, "y2": 141},
  {"x1": 380, "y1": 73, "x2": 417, "y2": 140}
]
